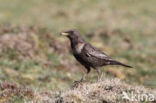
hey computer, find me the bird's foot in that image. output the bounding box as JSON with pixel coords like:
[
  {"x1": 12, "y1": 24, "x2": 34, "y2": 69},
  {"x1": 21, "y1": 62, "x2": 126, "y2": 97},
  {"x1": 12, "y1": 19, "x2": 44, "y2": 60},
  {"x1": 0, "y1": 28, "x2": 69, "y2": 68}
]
[
  {"x1": 72, "y1": 79, "x2": 84, "y2": 88},
  {"x1": 97, "y1": 78, "x2": 102, "y2": 82},
  {"x1": 97, "y1": 76, "x2": 103, "y2": 82},
  {"x1": 97, "y1": 72, "x2": 104, "y2": 82}
]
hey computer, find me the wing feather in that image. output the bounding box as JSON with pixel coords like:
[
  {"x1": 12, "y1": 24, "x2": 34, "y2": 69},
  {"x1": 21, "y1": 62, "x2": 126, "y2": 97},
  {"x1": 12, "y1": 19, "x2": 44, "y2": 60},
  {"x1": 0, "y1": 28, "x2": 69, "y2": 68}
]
[{"x1": 84, "y1": 43, "x2": 112, "y2": 60}]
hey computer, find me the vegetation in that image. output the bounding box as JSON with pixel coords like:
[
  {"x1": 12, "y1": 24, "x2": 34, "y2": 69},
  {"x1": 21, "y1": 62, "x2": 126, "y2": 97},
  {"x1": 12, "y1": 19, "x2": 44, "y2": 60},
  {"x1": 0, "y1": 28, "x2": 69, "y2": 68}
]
[{"x1": 0, "y1": 0, "x2": 155, "y2": 102}]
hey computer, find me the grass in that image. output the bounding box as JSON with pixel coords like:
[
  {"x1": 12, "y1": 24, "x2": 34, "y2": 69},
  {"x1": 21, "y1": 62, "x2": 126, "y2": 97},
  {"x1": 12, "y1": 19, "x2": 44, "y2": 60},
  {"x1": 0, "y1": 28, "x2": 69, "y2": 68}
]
[
  {"x1": 1, "y1": 78, "x2": 155, "y2": 103},
  {"x1": 0, "y1": 0, "x2": 156, "y2": 102}
]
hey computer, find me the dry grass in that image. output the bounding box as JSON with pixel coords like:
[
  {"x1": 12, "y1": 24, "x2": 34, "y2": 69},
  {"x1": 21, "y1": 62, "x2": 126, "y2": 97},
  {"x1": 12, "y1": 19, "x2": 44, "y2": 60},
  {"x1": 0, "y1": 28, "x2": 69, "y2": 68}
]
[
  {"x1": 53, "y1": 78, "x2": 156, "y2": 103},
  {"x1": 1, "y1": 78, "x2": 155, "y2": 103}
]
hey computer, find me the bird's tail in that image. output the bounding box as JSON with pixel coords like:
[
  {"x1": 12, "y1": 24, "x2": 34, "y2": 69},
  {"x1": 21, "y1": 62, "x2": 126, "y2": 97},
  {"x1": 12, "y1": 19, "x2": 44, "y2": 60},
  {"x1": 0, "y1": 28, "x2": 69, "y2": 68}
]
[{"x1": 109, "y1": 60, "x2": 133, "y2": 68}]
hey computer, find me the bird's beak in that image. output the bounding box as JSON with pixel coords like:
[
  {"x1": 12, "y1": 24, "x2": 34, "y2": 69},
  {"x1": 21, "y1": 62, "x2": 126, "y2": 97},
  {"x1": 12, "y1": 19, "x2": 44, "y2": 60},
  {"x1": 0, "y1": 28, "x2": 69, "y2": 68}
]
[{"x1": 61, "y1": 32, "x2": 69, "y2": 36}]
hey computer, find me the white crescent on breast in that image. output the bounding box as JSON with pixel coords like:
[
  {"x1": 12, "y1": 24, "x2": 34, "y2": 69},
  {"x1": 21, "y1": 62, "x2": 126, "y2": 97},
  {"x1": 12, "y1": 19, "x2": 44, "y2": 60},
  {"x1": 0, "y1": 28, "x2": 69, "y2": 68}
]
[{"x1": 74, "y1": 43, "x2": 85, "y2": 54}]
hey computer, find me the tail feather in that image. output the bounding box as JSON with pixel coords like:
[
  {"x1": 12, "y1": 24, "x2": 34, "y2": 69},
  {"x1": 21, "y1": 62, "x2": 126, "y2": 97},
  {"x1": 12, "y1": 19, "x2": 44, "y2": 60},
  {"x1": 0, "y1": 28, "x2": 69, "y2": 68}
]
[{"x1": 109, "y1": 60, "x2": 133, "y2": 68}]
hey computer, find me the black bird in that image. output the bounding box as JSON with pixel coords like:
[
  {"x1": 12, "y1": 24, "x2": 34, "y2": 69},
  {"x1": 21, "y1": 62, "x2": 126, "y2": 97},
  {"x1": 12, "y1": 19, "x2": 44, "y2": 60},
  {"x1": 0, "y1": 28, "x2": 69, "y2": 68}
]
[{"x1": 61, "y1": 30, "x2": 132, "y2": 82}]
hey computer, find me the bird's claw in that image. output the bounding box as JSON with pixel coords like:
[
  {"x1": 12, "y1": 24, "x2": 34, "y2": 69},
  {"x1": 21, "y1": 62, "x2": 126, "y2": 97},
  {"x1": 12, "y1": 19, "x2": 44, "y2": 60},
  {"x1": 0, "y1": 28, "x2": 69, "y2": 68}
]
[
  {"x1": 97, "y1": 78, "x2": 102, "y2": 82},
  {"x1": 72, "y1": 79, "x2": 84, "y2": 88}
]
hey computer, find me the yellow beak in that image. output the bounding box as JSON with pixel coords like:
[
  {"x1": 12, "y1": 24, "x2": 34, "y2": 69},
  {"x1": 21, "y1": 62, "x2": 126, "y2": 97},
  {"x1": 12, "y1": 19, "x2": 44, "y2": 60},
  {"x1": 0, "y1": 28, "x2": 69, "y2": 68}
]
[{"x1": 61, "y1": 32, "x2": 69, "y2": 36}]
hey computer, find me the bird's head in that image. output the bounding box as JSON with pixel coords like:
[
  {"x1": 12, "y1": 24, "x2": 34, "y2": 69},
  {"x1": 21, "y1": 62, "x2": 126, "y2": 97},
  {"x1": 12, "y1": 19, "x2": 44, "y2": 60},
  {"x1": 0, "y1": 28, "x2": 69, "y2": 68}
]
[
  {"x1": 61, "y1": 30, "x2": 84, "y2": 43},
  {"x1": 61, "y1": 30, "x2": 80, "y2": 39}
]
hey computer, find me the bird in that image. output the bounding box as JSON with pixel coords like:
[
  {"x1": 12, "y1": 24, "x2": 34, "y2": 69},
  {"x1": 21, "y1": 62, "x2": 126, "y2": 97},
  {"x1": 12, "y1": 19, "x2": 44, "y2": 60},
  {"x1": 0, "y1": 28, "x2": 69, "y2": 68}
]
[{"x1": 61, "y1": 29, "x2": 132, "y2": 82}]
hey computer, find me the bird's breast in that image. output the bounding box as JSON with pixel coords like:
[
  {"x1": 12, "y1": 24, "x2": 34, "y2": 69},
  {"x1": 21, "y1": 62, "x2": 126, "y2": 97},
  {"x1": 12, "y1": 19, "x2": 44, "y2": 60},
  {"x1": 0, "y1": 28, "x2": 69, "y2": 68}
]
[{"x1": 73, "y1": 43, "x2": 85, "y2": 54}]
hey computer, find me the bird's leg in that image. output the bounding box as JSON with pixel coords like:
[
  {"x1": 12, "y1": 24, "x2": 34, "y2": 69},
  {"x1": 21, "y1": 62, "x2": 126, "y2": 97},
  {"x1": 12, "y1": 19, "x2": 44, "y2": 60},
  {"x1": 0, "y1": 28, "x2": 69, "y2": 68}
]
[
  {"x1": 72, "y1": 67, "x2": 90, "y2": 88},
  {"x1": 72, "y1": 73, "x2": 87, "y2": 88},
  {"x1": 96, "y1": 68, "x2": 102, "y2": 82},
  {"x1": 80, "y1": 66, "x2": 90, "y2": 82},
  {"x1": 80, "y1": 73, "x2": 87, "y2": 82}
]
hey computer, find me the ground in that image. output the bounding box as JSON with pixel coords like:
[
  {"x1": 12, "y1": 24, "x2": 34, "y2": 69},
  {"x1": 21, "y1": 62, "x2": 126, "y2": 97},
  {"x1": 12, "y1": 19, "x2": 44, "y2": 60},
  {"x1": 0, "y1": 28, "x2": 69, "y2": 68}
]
[
  {"x1": 1, "y1": 78, "x2": 156, "y2": 103},
  {"x1": 0, "y1": 0, "x2": 156, "y2": 103}
]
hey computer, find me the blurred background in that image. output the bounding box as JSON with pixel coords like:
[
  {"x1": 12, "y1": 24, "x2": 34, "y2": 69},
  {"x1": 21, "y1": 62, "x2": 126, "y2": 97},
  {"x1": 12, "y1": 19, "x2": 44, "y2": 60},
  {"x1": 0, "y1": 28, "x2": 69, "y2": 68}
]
[{"x1": 0, "y1": 0, "x2": 155, "y2": 93}]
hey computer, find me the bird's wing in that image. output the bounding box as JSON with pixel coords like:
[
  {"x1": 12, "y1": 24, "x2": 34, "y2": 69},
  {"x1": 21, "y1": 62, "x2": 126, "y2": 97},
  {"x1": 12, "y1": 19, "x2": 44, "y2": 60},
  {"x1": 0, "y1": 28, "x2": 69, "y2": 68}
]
[
  {"x1": 84, "y1": 43, "x2": 112, "y2": 60},
  {"x1": 82, "y1": 43, "x2": 132, "y2": 67}
]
